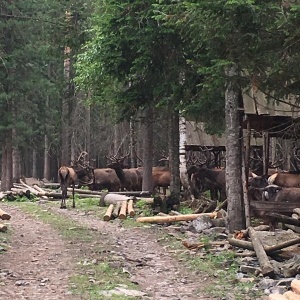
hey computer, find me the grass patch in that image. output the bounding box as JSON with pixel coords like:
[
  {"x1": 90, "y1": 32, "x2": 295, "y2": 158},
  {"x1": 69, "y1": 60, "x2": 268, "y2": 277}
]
[
  {"x1": 158, "y1": 232, "x2": 262, "y2": 300},
  {"x1": 8, "y1": 201, "x2": 142, "y2": 299}
]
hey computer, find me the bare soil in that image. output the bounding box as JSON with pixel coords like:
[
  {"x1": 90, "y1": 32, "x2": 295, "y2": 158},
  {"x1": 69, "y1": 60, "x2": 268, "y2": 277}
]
[{"x1": 0, "y1": 202, "x2": 212, "y2": 300}]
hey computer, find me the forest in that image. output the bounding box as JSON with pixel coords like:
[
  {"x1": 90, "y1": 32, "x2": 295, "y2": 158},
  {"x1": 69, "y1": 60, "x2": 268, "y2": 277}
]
[{"x1": 1, "y1": 1, "x2": 300, "y2": 232}]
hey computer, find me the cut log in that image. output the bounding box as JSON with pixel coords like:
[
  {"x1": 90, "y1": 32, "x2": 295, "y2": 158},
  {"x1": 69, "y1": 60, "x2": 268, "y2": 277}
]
[
  {"x1": 265, "y1": 212, "x2": 300, "y2": 226},
  {"x1": 100, "y1": 193, "x2": 134, "y2": 206},
  {"x1": 0, "y1": 208, "x2": 11, "y2": 220},
  {"x1": 284, "y1": 224, "x2": 300, "y2": 234},
  {"x1": 291, "y1": 279, "x2": 300, "y2": 295},
  {"x1": 127, "y1": 199, "x2": 135, "y2": 217},
  {"x1": 103, "y1": 204, "x2": 114, "y2": 221},
  {"x1": 268, "y1": 294, "x2": 288, "y2": 300},
  {"x1": 248, "y1": 227, "x2": 274, "y2": 278},
  {"x1": 136, "y1": 212, "x2": 218, "y2": 223},
  {"x1": 293, "y1": 208, "x2": 300, "y2": 217},
  {"x1": 112, "y1": 202, "x2": 121, "y2": 218},
  {"x1": 19, "y1": 179, "x2": 40, "y2": 195},
  {"x1": 283, "y1": 291, "x2": 300, "y2": 300},
  {"x1": 68, "y1": 187, "x2": 103, "y2": 196},
  {"x1": 119, "y1": 201, "x2": 128, "y2": 220},
  {"x1": 0, "y1": 223, "x2": 8, "y2": 232}
]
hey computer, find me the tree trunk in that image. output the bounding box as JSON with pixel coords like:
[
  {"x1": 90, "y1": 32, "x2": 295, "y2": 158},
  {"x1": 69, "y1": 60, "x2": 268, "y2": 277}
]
[
  {"x1": 142, "y1": 105, "x2": 154, "y2": 192},
  {"x1": 32, "y1": 149, "x2": 37, "y2": 178},
  {"x1": 225, "y1": 65, "x2": 245, "y2": 232},
  {"x1": 179, "y1": 116, "x2": 193, "y2": 199},
  {"x1": 130, "y1": 116, "x2": 137, "y2": 168},
  {"x1": 61, "y1": 46, "x2": 71, "y2": 165},
  {"x1": 43, "y1": 134, "x2": 51, "y2": 180},
  {"x1": 85, "y1": 104, "x2": 91, "y2": 156},
  {"x1": 168, "y1": 106, "x2": 180, "y2": 198}
]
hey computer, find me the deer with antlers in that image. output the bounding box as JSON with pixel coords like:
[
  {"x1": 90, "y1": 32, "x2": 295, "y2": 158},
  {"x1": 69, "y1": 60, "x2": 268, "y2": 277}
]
[
  {"x1": 58, "y1": 151, "x2": 94, "y2": 209},
  {"x1": 106, "y1": 154, "x2": 140, "y2": 191}
]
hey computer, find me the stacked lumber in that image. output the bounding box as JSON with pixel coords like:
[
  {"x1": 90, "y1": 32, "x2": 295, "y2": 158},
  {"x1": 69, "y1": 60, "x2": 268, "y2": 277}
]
[
  {"x1": 103, "y1": 200, "x2": 136, "y2": 221},
  {"x1": 269, "y1": 279, "x2": 300, "y2": 299},
  {"x1": 0, "y1": 208, "x2": 10, "y2": 232}
]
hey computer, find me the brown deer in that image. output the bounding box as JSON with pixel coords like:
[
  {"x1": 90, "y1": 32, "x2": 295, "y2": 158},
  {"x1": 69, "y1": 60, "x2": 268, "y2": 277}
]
[
  {"x1": 58, "y1": 152, "x2": 94, "y2": 209},
  {"x1": 106, "y1": 155, "x2": 140, "y2": 191},
  {"x1": 91, "y1": 168, "x2": 121, "y2": 192}
]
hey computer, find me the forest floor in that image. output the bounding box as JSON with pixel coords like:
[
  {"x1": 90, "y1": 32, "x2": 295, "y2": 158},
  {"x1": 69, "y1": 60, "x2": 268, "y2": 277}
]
[{"x1": 0, "y1": 199, "x2": 265, "y2": 300}]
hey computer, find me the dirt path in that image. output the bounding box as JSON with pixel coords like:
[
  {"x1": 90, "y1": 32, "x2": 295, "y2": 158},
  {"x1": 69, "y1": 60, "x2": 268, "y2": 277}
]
[
  {"x1": 0, "y1": 203, "x2": 211, "y2": 300},
  {"x1": 49, "y1": 206, "x2": 211, "y2": 300},
  {"x1": 0, "y1": 204, "x2": 77, "y2": 300}
]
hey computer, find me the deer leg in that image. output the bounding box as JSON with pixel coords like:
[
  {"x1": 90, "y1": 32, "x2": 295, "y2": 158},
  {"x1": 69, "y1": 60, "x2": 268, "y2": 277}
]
[{"x1": 72, "y1": 184, "x2": 75, "y2": 208}]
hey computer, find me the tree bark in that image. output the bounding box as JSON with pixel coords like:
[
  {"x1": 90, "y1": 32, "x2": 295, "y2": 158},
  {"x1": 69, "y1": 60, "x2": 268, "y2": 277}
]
[
  {"x1": 225, "y1": 65, "x2": 245, "y2": 232},
  {"x1": 168, "y1": 106, "x2": 181, "y2": 199},
  {"x1": 130, "y1": 116, "x2": 137, "y2": 168},
  {"x1": 179, "y1": 115, "x2": 194, "y2": 200},
  {"x1": 12, "y1": 144, "x2": 21, "y2": 183},
  {"x1": 32, "y1": 149, "x2": 37, "y2": 178},
  {"x1": 43, "y1": 134, "x2": 51, "y2": 180},
  {"x1": 141, "y1": 105, "x2": 154, "y2": 192}
]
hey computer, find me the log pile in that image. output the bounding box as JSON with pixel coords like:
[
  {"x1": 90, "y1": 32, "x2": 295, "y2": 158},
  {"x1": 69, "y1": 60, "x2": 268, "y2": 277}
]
[
  {"x1": 103, "y1": 200, "x2": 136, "y2": 221},
  {"x1": 269, "y1": 279, "x2": 300, "y2": 299}
]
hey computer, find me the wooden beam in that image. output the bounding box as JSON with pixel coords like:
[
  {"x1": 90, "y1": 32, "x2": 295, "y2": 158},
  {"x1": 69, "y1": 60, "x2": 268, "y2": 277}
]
[
  {"x1": 136, "y1": 212, "x2": 218, "y2": 223},
  {"x1": 248, "y1": 227, "x2": 274, "y2": 278}
]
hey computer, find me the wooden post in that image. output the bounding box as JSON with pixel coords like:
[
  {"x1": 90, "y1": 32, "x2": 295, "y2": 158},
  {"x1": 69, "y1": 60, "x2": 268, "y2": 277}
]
[
  {"x1": 127, "y1": 199, "x2": 135, "y2": 217},
  {"x1": 0, "y1": 208, "x2": 11, "y2": 220},
  {"x1": 263, "y1": 131, "x2": 270, "y2": 176},
  {"x1": 248, "y1": 226, "x2": 274, "y2": 278},
  {"x1": 103, "y1": 204, "x2": 114, "y2": 221},
  {"x1": 242, "y1": 118, "x2": 251, "y2": 227},
  {"x1": 119, "y1": 201, "x2": 128, "y2": 220}
]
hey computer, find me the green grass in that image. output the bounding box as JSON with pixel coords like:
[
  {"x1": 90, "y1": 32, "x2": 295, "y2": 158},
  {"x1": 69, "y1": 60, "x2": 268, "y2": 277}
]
[
  {"x1": 157, "y1": 233, "x2": 262, "y2": 300},
  {"x1": 7, "y1": 202, "x2": 143, "y2": 300}
]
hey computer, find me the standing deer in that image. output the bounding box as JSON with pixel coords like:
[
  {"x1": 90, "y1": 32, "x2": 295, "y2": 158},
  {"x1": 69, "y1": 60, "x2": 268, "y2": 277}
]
[{"x1": 58, "y1": 152, "x2": 94, "y2": 209}]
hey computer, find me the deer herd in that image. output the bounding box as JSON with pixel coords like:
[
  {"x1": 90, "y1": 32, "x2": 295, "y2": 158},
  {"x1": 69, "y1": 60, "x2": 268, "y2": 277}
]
[
  {"x1": 58, "y1": 152, "x2": 171, "y2": 209},
  {"x1": 59, "y1": 149, "x2": 300, "y2": 215}
]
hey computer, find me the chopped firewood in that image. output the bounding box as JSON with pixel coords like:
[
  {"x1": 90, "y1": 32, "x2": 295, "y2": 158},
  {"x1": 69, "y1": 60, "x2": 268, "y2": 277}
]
[
  {"x1": 292, "y1": 213, "x2": 299, "y2": 220},
  {"x1": 0, "y1": 208, "x2": 11, "y2": 220},
  {"x1": 268, "y1": 294, "x2": 288, "y2": 300},
  {"x1": 284, "y1": 291, "x2": 300, "y2": 300},
  {"x1": 0, "y1": 223, "x2": 8, "y2": 232},
  {"x1": 127, "y1": 199, "x2": 135, "y2": 217},
  {"x1": 293, "y1": 208, "x2": 300, "y2": 217},
  {"x1": 291, "y1": 279, "x2": 300, "y2": 295},
  {"x1": 119, "y1": 201, "x2": 128, "y2": 220},
  {"x1": 99, "y1": 193, "x2": 134, "y2": 207},
  {"x1": 136, "y1": 212, "x2": 218, "y2": 223},
  {"x1": 103, "y1": 204, "x2": 114, "y2": 221},
  {"x1": 182, "y1": 240, "x2": 206, "y2": 250},
  {"x1": 248, "y1": 227, "x2": 274, "y2": 278}
]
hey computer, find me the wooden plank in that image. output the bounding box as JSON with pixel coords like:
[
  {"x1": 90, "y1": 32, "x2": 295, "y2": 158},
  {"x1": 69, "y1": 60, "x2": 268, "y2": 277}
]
[
  {"x1": 248, "y1": 227, "x2": 274, "y2": 278},
  {"x1": 250, "y1": 201, "x2": 300, "y2": 213},
  {"x1": 265, "y1": 212, "x2": 300, "y2": 226}
]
